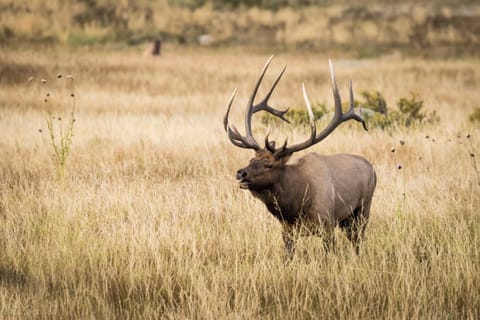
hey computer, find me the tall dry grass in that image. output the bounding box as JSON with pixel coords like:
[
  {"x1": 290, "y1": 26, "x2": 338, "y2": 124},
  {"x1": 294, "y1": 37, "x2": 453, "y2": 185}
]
[{"x1": 0, "y1": 46, "x2": 479, "y2": 319}]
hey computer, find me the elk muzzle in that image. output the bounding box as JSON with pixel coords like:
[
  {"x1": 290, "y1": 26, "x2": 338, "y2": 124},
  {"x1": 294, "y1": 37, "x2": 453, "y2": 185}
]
[{"x1": 236, "y1": 168, "x2": 251, "y2": 189}]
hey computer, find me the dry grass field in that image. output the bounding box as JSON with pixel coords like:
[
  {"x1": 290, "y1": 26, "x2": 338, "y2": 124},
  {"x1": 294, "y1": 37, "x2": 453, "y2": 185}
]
[{"x1": 0, "y1": 45, "x2": 479, "y2": 319}]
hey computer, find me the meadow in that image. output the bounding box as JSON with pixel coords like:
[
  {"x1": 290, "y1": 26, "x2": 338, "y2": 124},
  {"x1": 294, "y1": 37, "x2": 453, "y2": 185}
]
[{"x1": 0, "y1": 45, "x2": 479, "y2": 319}]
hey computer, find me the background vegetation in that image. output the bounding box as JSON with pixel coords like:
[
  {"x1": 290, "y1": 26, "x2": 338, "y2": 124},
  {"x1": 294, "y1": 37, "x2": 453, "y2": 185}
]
[
  {"x1": 1, "y1": 1, "x2": 479, "y2": 318},
  {"x1": 1, "y1": 0, "x2": 479, "y2": 57}
]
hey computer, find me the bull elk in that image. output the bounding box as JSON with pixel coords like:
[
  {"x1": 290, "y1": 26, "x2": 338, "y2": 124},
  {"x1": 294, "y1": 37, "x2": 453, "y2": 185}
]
[{"x1": 223, "y1": 56, "x2": 376, "y2": 260}]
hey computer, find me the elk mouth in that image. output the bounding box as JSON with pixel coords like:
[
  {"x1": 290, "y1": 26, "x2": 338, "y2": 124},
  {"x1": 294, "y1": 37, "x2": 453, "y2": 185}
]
[{"x1": 238, "y1": 179, "x2": 251, "y2": 189}]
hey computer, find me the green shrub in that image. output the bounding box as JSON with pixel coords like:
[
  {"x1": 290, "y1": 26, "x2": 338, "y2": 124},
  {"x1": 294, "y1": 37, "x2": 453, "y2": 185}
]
[
  {"x1": 469, "y1": 107, "x2": 480, "y2": 123},
  {"x1": 359, "y1": 91, "x2": 439, "y2": 130},
  {"x1": 261, "y1": 102, "x2": 327, "y2": 127},
  {"x1": 361, "y1": 111, "x2": 395, "y2": 130},
  {"x1": 396, "y1": 92, "x2": 427, "y2": 126},
  {"x1": 358, "y1": 90, "x2": 387, "y2": 115},
  {"x1": 261, "y1": 91, "x2": 439, "y2": 131}
]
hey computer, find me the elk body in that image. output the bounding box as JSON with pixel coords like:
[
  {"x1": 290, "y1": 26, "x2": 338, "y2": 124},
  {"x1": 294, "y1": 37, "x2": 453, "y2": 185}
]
[{"x1": 224, "y1": 57, "x2": 376, "y2": 259}]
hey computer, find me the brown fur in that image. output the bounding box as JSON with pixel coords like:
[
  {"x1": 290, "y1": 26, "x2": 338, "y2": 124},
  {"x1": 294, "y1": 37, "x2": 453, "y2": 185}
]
[
  {"x1": 226, "y1": 57, "x2": 377, "y2": 260},
  {"x1": 237, "y1": 151, "x2": 376, "y2": 259}
]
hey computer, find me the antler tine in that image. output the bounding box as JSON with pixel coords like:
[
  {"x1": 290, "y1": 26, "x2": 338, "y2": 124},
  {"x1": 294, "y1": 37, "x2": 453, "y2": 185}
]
[
  {"x1": 227, "y1": 125, "x2": 258, "y2": 149},
  {"x1": 264, "y1": 127, "x2": 276, "y2": 152},
  {"x1": 302, "y1": 83, "x2": 317, "y2": 139},
  {"x1": 247, "y1": 56, "x2": 292, "y2": 133},
  {"x1": 332, "y1": 77, "x2": 367, "y2": 131},
  {"x1": 348, "y1": 80, "x2": 368, "y2": 131},
  {"x1": 223, "y1": 87, "x2": 238, "y2": 132},
  {"x1": 329, "y1": 60, "x2": 367, "y2": 129},
  {"x1": 224, "y1": 55, "x2": 285, "y2": 151},
  {"x1": 242, "y1": 55, "x2": 289, "y2": 150},
  {"x1": 252, "y1": 65, "x2": 290, "y2": 124},
  {"x1": 330, "y1": 62, "x2": 366, "y2": 130},
  {"x1": 274, "y1": 60, "x2": 367, "y2": 158},
  {"x1": 329, "y1": 59, "x2": 342, "y2": 120},
  {"x1": 245, "y1": 55, "x2": 275, "y2": 140},
  {"x1": 273, "y1": 83, "x2": 317, "y2": 156},
  {"x1": 264, "y1": 128, "x2": 289, "y2": 153},
  {"x1": 224, "y1": 87, "x2": 261, "y2": 150}
]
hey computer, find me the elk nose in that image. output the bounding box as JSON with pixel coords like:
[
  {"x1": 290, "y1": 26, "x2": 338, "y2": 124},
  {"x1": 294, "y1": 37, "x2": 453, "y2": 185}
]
[{"x1": 236, "y1": 169, "x2": 247, "y2": 180}]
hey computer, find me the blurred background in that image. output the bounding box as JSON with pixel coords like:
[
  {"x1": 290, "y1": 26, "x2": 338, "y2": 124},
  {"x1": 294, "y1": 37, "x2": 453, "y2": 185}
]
[{"x1": 1, "y1": 0, "x2": 479, "y2": 58}]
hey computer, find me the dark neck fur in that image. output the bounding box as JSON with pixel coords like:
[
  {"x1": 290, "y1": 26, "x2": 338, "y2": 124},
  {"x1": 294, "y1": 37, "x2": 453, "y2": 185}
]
[{"x1": 250, "y1": 166, "x2": 311, "y2": 224}]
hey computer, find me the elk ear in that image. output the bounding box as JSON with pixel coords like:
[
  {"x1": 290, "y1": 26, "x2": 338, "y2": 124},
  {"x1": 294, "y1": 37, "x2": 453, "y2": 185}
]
[
  {"x1": 274, "y1": 149, "x2": 292, "y2": 164},
  {"x1": 276, "y1": 153, "x2": 292, "y2": 165},
  {"x1": 273, "y1": 138, "x2": 292, "y2": 161}
]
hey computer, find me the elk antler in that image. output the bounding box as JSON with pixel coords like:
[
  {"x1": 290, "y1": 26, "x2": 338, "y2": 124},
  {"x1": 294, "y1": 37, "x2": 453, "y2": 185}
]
[
  {"x1": 224, "y1": 57, "x2": 367, "y2": 156},
  {"x1": 223, "y1": 55, "x2": 290, "y2": 150},
  {"x1": 273, "y1": 60, "x2": 367, "y2": 157}
]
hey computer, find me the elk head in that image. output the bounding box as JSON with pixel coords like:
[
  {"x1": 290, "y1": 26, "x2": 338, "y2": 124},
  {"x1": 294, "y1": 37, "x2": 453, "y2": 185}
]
[{"x1": 224, "y1": 56, "x2": 367, "y2": 192}]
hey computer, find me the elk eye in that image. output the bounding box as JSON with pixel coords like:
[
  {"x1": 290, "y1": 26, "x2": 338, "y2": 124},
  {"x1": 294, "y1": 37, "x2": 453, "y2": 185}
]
[{"x1": 264, "y1": 163, "x2": 273, "y2": 169}]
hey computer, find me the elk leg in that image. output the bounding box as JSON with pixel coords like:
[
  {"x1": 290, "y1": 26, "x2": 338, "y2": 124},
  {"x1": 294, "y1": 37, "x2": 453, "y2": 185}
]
[
  {"x1": 352, "y1": 196, "x2": 373, "y2": 254},
  {"x1": 321, "y1": 227, "x2": 337, "y2": 254},
  {"x1": 282, "y1": 226, "x2": 296, "y2": 262},
  {"x1": 340, "y1": 208, "x2": 368, "y2": 255}
]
